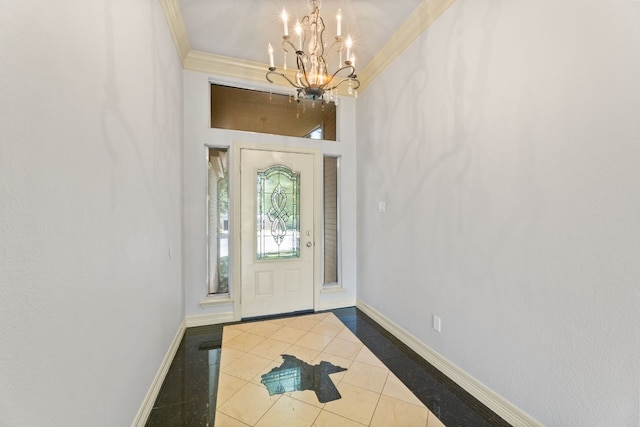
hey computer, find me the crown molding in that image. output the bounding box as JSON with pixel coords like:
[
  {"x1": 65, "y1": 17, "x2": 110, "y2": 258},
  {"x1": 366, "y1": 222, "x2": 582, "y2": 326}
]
[
  {"x1": 358, "y1": 0, "x2": 457, "y2": 91},
  {"x1": 159, "y1": 0, "x2": 190, "y2": 64},
  {"x1": 184, "y1": 50, "x2": 277, "y2": 85},
  {"x1": 184, "y1": 51, "x2": 356, "y2": 96}
]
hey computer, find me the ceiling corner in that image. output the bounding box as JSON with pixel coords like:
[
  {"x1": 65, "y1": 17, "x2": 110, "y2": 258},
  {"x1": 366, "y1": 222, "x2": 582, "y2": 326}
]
[{"x1": 358, "y1": 0, "x2": 457, "y2": 92}]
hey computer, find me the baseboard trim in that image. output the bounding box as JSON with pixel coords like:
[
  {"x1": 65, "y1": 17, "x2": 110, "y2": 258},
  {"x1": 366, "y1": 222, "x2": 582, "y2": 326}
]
[
  {"x1": 185, "y1": 311, "x2": 235, "y2": 327},
  {"x1": 355, "y1": 299, "x2": 541, "y2": 427},
  {"x1": 131, "y1": 319, "x2": 186, "y2": 427}
]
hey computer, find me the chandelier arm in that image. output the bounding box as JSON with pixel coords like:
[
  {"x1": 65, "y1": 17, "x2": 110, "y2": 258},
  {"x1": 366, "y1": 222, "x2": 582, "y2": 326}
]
[
  {"x1": 266, "y1": 70, "x2": 304, "y2": 89},
  {"x1": 281, "y1": 38, "x2": 297, "y2": 53},
  {"x1": 323, "y1": 37, "x2": 343, "y2": 61},
  {"x1": 325, "y1": 76, "x2": 360, "y2": 92},
  {"x1": 322, "y1": 65, "x2": 357, "y2": 87}
]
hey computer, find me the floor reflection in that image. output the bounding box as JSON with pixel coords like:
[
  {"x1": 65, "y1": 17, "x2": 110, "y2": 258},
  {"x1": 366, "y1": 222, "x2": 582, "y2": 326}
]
[{"x1": 260, "y1": 354, "x2": 346, "y2": 403}]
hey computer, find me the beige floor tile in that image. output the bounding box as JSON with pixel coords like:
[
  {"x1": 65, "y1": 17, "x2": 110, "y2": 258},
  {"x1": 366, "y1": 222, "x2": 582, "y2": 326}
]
[
  {"x1": 320, "y1": 313, "x2": 346, "y2": 325},
  {"x1": 214, "y1": 411, "x2": 251, "y2": 426},
  {"x1": 222, "y1": 328, "x2": 244, "y2": 344},
  {"x1": 225, "y1": 323, "x2": 254, "y2": 333},
  {"x1": 313, "y1": 410, "x2": 367, "y2": 427},
  {"x1": 242, "y1": 321, "x2": 283, "y2": 338},
  {"x1": 294, "y1": 331, "x2": 334, "y2": 351},
  {"x1": 220, "y1": 347, "x2": 246, "y2": 369},
  {"x1": 354, "y1": 347, "x2": 388, "y2": 369},
  {"x1": 323, "y1": 337, "x2": 363, "y2": 360},
  {"x1": 370, "y1": 395, "x2": 429, "y2": 427},
  {"x1": 427, "y1": 411, "x2": 446, "y2": 427},
  {"x1": 310, "y1": 321, "x2": 345, "y2": 337},
  {"x1": 282, "y1": 344, "x2": 321, "y2": 363},
  {"x1": 340, "y1": 361, "x2": 389, "y2": 394},
  {"x1": 306, "y1": 312, "x2": 331, "y2": 321},
  {"x1": 216, "y1": 373, "x2": 248, "y2": 406},
  {"x1": 381, "y1": 373, "x2": 425, "y2": 407},
  {"x1": 224, "y1": 332, "x2": 266, "y2": 352},
  {"x1": 288, "y1": 316, "x2": 321, "y2": 331},
  {"x1": 222, "y1": 352, "x2": 274, "y2": 381},
  {"x1": 311, "y1": 352, "x2": 353, "y2": 368},
  {"x1": 217, "y1": 382, "x2": 280, "y2": 426},
  {"x1": 247, "y1": 337, "x2": 292, "y2": 360},
  {"x1": 322, "y1": 382, "x2": 380, "y2": 425},
  {"x1": 270, "y1": 326, "x2": 308, "y2": 344},
  {"x1": 255, "y1": 395, "x2": 321, "y2": 427},
  {"x1": 287, "y1": 388, "x2": 326, "y2": 409},
  {"x1": 268, "y1": 317, "x2": 296, "y2": 326},
  {"x1": 335, "y1": 327, "x2": 360, "y2": 343}
]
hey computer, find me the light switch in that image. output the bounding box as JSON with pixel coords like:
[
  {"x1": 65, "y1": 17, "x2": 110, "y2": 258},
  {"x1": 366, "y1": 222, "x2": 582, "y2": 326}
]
[
  {"x1": 433, "y1": 315, "x2": 441, "y2": 333},
  {"x1": 378, "y1": 201, "x2": 386, "y2": 213}
]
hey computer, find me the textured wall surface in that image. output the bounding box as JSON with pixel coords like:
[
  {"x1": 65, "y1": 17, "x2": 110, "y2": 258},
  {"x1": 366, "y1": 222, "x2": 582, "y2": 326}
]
[
  {"x1": 356, "y1": 1, "x2": 640, "y2": 425},
  {"x1": 0, "y1": 1, "x2": 184, "y2": 425}
]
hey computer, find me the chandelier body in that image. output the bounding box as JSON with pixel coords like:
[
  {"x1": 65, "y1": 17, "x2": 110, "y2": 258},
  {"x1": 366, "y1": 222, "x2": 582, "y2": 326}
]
[{"x1": 266, "y1": 0, "x2": 360, "y2": 102}]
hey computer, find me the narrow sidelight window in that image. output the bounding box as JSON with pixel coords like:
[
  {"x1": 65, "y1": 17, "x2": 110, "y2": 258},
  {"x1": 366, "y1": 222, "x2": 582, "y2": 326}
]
[
  {"x1": 208, "y1": 147, "x2": 229, "y2": 295},
  {"x1": 323, "y1": 156, "x2": 340, "y2": 285}
]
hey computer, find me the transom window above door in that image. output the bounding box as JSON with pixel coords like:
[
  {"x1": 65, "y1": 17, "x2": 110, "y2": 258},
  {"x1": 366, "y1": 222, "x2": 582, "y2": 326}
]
[{"x1": 210, "y1": 84, "x2": 336, "y2": 141}]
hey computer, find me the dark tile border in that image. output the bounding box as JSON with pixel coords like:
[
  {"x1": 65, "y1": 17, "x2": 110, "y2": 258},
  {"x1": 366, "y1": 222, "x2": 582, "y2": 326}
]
[{"x1": 332, "y1": 308, "x2": 511, "y2": 427}]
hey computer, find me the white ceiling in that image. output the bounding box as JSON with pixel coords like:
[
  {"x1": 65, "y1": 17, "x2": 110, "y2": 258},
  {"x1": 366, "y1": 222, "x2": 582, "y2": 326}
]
[{"x1": 177, "y1": 0, "x2": 423, "y2": 72}]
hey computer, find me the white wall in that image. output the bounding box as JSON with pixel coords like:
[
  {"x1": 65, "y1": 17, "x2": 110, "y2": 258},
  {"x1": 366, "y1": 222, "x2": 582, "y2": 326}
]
[
  {"x1": 0, "y1": 1, "x2": 184, "y2": 425},
  {"x1": 356, "y1": 1, "x2": 640, "y2": 425},
  {"x1": 183, "y1": 71, "x2": 357, "y2": 321}
]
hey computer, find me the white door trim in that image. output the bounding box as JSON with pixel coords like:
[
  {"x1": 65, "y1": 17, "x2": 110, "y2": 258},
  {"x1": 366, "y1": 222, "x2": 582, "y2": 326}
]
[{"x1": 231, "y1": 142, "x2": 323, "y2": 321}]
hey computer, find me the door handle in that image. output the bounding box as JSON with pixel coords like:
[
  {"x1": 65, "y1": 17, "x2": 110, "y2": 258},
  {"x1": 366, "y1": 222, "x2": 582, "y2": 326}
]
[{"x1": 306, "y1": 241, "x2": 312, "y2": 247}]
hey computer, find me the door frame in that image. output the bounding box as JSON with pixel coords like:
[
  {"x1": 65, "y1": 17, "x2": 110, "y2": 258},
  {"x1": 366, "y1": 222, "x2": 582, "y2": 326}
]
[{"x1": 231, "y1": 142, "x2": 323, "y2": 321}]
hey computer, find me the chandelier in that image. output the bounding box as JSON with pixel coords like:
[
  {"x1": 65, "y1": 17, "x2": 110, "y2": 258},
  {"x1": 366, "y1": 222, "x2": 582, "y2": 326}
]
[{"x1": 266, "y1": 0, "x2": 360, "y2": 103}]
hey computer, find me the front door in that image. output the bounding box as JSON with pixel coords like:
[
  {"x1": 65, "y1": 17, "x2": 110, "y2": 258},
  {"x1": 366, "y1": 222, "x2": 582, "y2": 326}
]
[{"x1": 240, "y1": 149, "x2": 315, "y2": 318}]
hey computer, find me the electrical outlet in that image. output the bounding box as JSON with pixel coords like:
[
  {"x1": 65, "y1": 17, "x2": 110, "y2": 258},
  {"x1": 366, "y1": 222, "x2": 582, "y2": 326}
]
[{"x1": 433, "y1": 315, "x2": 441, "y2": 333}]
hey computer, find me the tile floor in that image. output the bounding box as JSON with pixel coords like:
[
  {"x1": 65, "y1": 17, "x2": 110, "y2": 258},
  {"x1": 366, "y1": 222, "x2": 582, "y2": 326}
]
[
  {"x1": 216, "y1": 311, "x2": 438, "y2": 426},
  {"x1": 146, "y1": 307, "x2": 511, "y2": 427}
]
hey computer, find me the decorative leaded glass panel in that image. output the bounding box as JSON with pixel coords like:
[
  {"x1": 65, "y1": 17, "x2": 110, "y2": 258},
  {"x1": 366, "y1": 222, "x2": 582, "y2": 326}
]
[{"x1": 257, "y1": 165, "x2": 300, "y2": 260}]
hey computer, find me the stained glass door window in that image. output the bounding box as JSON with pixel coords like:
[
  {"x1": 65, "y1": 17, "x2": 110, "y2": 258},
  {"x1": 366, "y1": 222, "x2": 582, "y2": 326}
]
[{"x1": 257, "y1": 165, "x2": 300, "y2": 260}]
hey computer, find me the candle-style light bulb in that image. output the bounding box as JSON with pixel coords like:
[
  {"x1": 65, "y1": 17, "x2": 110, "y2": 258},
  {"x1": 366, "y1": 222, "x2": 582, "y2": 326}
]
[
  {"x1": 345, "y1": 36, "x2": 352, "y2": 63},
  {"x1": 336, "y1": 9, "x2": 342, "y2": 37},
  {"x1": 282, "y1": 9, "x2": 289, "y2": 36},
  {"x1": 268, "y1": 43, "x2": 274, "y2": 68},
  {"x1": 295, "y1": 20, "x2": 302, "y2": 51},
  {"x1": 350, "y1": 54, "x2": 355, "y2": 68}
]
